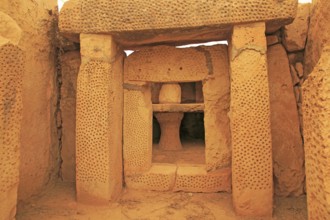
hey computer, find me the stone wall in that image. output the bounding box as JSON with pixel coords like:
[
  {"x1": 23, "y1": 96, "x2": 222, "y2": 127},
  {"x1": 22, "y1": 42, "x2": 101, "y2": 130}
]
[
  {"x1": 0, "y1": 0, "x2": 58, "y2": 200},
  {"x1": 266, "y1": 3, "x2": 310, "y2": 197}
]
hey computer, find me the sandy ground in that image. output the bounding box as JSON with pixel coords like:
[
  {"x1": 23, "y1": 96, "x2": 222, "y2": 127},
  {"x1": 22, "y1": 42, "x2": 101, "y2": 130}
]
[{"x1": 16, "y1": 182, "x2": 307, "y2": 220}]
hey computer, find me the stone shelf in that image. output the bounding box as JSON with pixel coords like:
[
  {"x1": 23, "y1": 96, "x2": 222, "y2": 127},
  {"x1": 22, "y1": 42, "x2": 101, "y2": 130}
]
[{"x1": 152, "y1": 103, "x2": 204, "y2": 113}]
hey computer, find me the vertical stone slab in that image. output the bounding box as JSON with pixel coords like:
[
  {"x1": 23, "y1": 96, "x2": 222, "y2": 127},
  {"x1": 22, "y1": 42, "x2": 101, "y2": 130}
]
[
  {"x1": 302, "y1": 47, "x2": 330, "y2": 219},
  {"x1": 230, "y1": 22, "x2": 273, "y2": 217},
  {"x1": 202, "y1": 45, "x2": 231, "y2": 171},
  {"x1": 0, "y1": 42, "x2": 23, "y2": 219},
  {"x1": 267, "y1": 44, "x2": 304, "y2": 196},
  {"x1": 76, "y1": 34, "x2": 123, "y2": 204},
  {"x1": 61, "y1": 51, "x2": 81, "y2": 182},
  {"x1": 123, "y1": 81, "x2": 152, "y2": 175}
]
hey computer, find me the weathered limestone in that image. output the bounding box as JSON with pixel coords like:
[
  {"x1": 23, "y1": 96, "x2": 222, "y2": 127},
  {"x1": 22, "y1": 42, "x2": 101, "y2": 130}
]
[
  {"x1": 123, "y1": 82, "x2": 153, "y2": 175},
  {"x1": 303, "y1": 46, "x2": 330, "y2": 219},
  {"x1": 304, "y1": 0, "x2": 330, "y2": 77},
  {"x1": 59, "y1": 0, "x2": 297, "y2": 47},
  {"x1": 1, "y1": 0, "x2": 58, "y2": 200},
  {"x1": 60, "y1": 51, "x2": 80, "y2": 182},
  {"x1": 173, "y1": 166, "x2": 231, "y2": 193},
  {"x1": 125, "y1": 164, "x2": 177, "y2": 191},
  {"x1": 155, "y1": 113, "x2": 183, "y2": 151},
  {"x1": 267, "y1": 44, "x2": 304, "y2": 196},
  {"x1": 125, "y1": 46, "x2": 209, "y2": 83},
  {"x1": 230, "y1": 22, "x2": 273, "y2": 217},
  {"x1": 76, "y1": 34, "x2": 123, "y2": 204},
  {"x1": 0, "y1": 15, "x2": 23, "y2": 218},
  {"x1": 123, "y1": 45, "x2": 231, "y2": 193},
  {"x1": 283, "y1": 4, "x2": 310, "y2": 52},
  {"x1": 203, "y1": 45, "x2": 231, "y2": 171},
  {"x1": 156, "y1": 83, "x2": 183, "y2": 151}
]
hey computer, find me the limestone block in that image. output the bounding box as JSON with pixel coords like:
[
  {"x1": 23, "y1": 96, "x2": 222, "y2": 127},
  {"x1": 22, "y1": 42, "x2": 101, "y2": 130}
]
[
  {"x1": 59, "y1": 0, "x2": 297, "y2": 39},
  {"x1": 123, "y1": 82, "x2": 152, "y2": 175},
  {"x1": 304, "y1": 0, "x2": 330, "y2": 77},
  {"x1": 76, "y1": 34, "x2": 123, "y2": 204},
  {"x1": 154, "y1": 113, "x2": 183, "y2": 151},
  {"x1": 283, "y1": 4, "x2": 310, "y2": 52},
  {"x1": 268, "y1": 44, "x2": 304, "y2": 197},
  {"x1": 290, "y1": 65, "x2": 300, "y2": 86},
  {"x1": 125, "y1": 164, "x2": 177, "y2": 191},
  {"x1": 60, "y1": 51, "x2": 81, "y2": 182},
  {"x1": 0, "y1": 12, "x2": 22, "y2": 45},
  {"x1": 173, "y1": 166, "x2": 231, "y2": 193},
  {"x1": 202, "y1": 45, "x2": 231, "y2": 171},
  {"x1": 230, "y1": 22, "x2": 273, "y2": 217},
  {"x1": 0, "y1": 42, "x2": 23, "y2": 220},
  {"x1": 302, "y1": 46, "x2": 330, "y2": 219},
  {"x1": 159, "y1": 84, "x2": 181, "y2": 104},
  {"x1": 124, "y1": 46, "x2": 209, "y2": 83},
  {"x1": 267, "y1": 35, "x2": 279, "y2": 46}
]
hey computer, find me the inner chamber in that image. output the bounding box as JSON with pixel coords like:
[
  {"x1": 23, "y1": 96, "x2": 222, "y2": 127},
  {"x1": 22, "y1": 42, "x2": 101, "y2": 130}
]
[{"x1": 152, "y1": 82, "x2": 205, "y2": 164}]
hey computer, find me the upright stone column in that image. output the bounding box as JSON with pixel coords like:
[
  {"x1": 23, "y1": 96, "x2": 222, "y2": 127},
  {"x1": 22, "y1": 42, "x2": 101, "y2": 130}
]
[
  {"x1": 76, "y1": 34, "x2": 124, "y2": 204},
  {"x1": 0, "y1": 12, "x2": 23, "y2": 220},
  {"x1": 230, "y1": 22, "x2": 273, "y2": 217}
]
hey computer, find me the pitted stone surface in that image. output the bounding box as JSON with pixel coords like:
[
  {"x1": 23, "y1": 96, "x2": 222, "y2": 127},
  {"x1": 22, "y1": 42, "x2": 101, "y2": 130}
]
[
  {"x1": 303, "y1": 47, "x2": 330, "y2": 219},
  {"x1": 59, "y1": 0, "x2": 297, "y2": 46},
  {"x1": 0, "y1": 42, "x2": 23, "y2": 220}
]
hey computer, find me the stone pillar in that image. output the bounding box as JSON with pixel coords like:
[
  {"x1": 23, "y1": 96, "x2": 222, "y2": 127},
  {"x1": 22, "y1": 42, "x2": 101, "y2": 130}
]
[
  {"x1": 303, "y1": 46, "x2": 330, "y2": 219},
  {"x1": 230, "y1": 22, "x2": 273, "y2": 217},
  {"x1": 76, "y1": 34, "x2": 124, "y2": 204},
  {"x1": 0, "y1": 12, "x2": 23, "y2": 220}
]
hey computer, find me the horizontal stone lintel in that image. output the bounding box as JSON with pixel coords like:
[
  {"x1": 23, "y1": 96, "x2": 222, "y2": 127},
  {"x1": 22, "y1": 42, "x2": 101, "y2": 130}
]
[
  {"x1": 153, "y1": 103, "x2": 204, "y2": 113},
  {"x1": 59, "y1": 0, "x2": 297, "y2": 47}
]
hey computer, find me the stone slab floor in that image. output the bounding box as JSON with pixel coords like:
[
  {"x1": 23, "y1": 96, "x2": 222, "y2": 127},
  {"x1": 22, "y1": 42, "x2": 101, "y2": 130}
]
[{"x1": 17, "y1": 182, "x2": 307, "y2": 220}]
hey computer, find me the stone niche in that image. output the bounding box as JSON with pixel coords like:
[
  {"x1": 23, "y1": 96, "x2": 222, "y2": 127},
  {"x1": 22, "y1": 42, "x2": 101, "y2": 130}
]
[
  {"x1": 59, "y1": 0, "x2": 298, "y2": 217},
  {"x1": 123, "y1": 45, "x2": 231, "y2": 193}
]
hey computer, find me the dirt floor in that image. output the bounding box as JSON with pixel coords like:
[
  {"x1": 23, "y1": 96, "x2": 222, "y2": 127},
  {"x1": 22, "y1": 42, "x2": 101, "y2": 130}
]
[{"x1": 17, "y1": 182, "x2": 307, "y2": 220}]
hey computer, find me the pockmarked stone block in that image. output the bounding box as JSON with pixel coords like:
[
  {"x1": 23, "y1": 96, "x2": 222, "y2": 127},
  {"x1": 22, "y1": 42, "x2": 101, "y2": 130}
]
[
  {"x1": 173, "y1": 166, "x2": 231, "y2": 193},
  {"x1": 76, "y1": 34, "x2": 123, "y2": 204},
  {"x1": 125, "y1": 164, "x2": 177, "y2": 191},
  {"x1": 230, "y1": 22, "x2": 273, "y2": 217},
  {"x1": 59, "y1": 0, "x2": 297, "y2": 47},
  {"x1": 0, "y1": 42, "x2": 23, "y2": 220},
  {"x1": 303, "y1": 47, "x2": 330, "y2": 219},
  {"x1": 123, "y1": 82, "x2": 153, "y2": 175}
]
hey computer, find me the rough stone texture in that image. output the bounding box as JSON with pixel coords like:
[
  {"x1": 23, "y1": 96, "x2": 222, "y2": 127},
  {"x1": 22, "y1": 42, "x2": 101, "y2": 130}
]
[
  {"x1": 76, "y1": 34, "x2": 123, "y2": 204},
  {"x1": 283, "y1": 4, "x2": 310, "y2": 52},
  {"x1": 159, "y1": 84, "x2": 181, "y2": 104},
  {"x1": 266, "y1": 35, "x2": 279, "y2": 46},
  {"x1": 60, "y1": 51, "x2": 80, "y2": 182},
  {"x1": 125, "y1": 164, "x2": 177, "y2": 191},
  {"x1": 304, "y1": 0, "x2": 330, "y2": 77},
  {"x1": 173, "y1": 166, "x2": 231, "y2": 193},
  {"x1": 1, "y1": 0, "x2": 58, "y2": 201},
  {"x1": 0, "y1": 38, "x2": 23, "y2": 220},
  {"x1": 267, "y1": 44, "x2": 304, "y2": 197},
  {"x1": 125, "y1": 46, "x2": 209, "y2": 83},
  {"x1": 155, "y1": 113, "x2": 183, "y2": 151},
  {"x1": 202, "y1": 45, "x2": 231, "y2": 171},
  {"x1": 59, "y1": 0, "x2": 297, "y2": 47},
  {"x1": 153, "y1": 103, "x2": 204, "y2": 113},
  {"x1": 123, "y1": 82, "x2": 153, "y2": 175},
  {"x1": 302, "y1": 47, "x2": 330, "y2": 220},
  {"x1": 230, "y1": 22, "x2": 273, "y2": 217}
]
